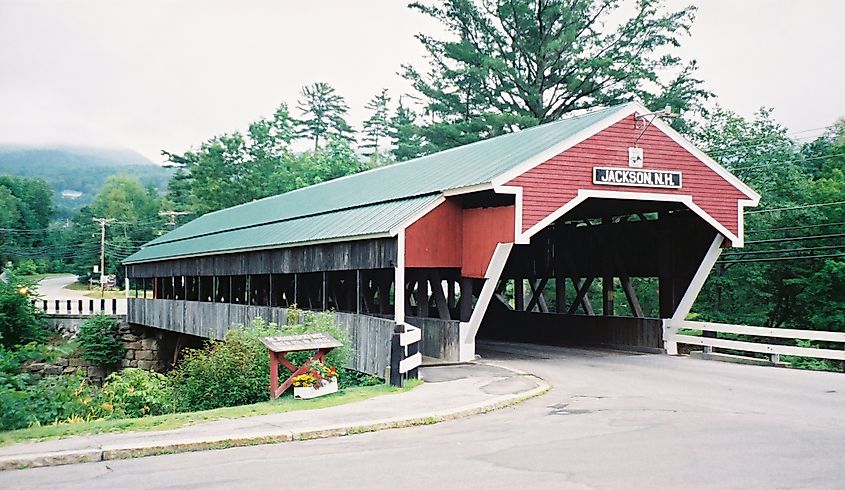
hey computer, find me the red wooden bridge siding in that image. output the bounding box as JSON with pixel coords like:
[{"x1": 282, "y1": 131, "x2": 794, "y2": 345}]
[
  {"x1": 405, "y1": 199, "x2": 462, "y2": 268},
  {"x1": 405, "y1": 199, "x2": 515, "y2": 278},
  {"x1": 507, "y1": 114, "x2": 748, "y2": 236},
  {"x1": 461, "y1": 205, "x2": 514, "y2": 278}
]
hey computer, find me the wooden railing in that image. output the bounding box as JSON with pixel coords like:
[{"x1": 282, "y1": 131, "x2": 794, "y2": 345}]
[
  {"x1": 127, "y1": 298, "x2": 415, "y2": 382},
  {"x1": 663, "y1": 319, "x2": 845, "y2": 362},
  {"x1": 32, "y1": 298, "x2": 125, "y2": 316}
]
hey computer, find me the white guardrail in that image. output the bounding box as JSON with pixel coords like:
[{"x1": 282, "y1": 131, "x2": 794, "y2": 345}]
[{"x1": 663, "y1": 319, "x2": 845, "y2": 361}]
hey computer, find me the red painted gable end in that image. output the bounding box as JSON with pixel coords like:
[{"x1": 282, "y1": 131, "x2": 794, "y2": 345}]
[{"x1": 507, "y1": 114, "x2": 748, "y2": 237}]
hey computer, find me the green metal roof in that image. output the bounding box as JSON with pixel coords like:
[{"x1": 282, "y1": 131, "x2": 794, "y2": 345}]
[
  {"x1": 124, "y1": 194, "x2": 440, "y2": 263},
  {"x1": 124, "y1": 103, "x2": 634, "y2": 264}
]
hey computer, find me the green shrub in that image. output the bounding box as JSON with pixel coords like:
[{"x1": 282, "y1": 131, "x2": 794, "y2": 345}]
[
  {"x1": 283, "y1": 308, "x2": 351, "y2": 370},
  {"x1": 13, "y1": 259, "x2": 38, "y2": 276},
  {"x1": 170, "y1": 311, "x2": 360, "y2": 411},
  {"x1": 26, "y1": 374, "x2": 96, "y2": 426},
  {"x1": 76, "y1": 314, "x2": 124, "y2": 366},
  {"x1": 170, "y1": 318, "x2": 285, "y2": 411},
  {"x1": 337, "y1": 367, "x2": 382, "y2": 389},
  {"x1": 92, "y1": 368, "x2": 175, "y2": 418},
  {"x1": 0, "y1": 275, "x2": 46, "y2": 348},
  {"x1": 171, "y1": 333, "x2": 269, "y2": 411},
  {"x1": 1, "y1": 374, "x2": 97, "y2": 430}
]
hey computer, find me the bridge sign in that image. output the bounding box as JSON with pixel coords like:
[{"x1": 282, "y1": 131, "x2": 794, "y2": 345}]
[{"x1": 593, "y1": 167, "x2": 682, "y2": 189}]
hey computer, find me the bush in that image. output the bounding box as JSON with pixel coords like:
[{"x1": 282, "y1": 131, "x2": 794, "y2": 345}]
[
  {"x1": 170, "y1": 318, "x2": 286, "y2": 411},
  {"x1": 170, "y1": 311, "x2": 362, "y2": 411},
  {"x1": 337, "y1": 368, "x2": 382, "y2": 389},
  {"x1": 0, "y1": 275, "x2": 46, "y2": 348},
  {"x1": 12, "y1": 259, "x2": 38, "y2": 276},
  {"x1": 1, "y1": 374, "x2": 96, "y2": 430},
  {"x1": 92, "y1": 368, "x2": 175, "y2": 418},
  {"x1": 76, "y1": 314, "x2": 124, "y2": 366},
  {"x1": 283, "y1": 308, "x2": 351, "y2": 370}
]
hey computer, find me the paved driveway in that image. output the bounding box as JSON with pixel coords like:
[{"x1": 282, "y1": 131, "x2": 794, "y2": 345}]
[
  {"x1": 3, "y1": 341, "x2": 844, "y2": 489},
  {"x1": 34, "y1": 275, "x2": 126, "y2": 314},
  {"x1": 34, "y1": 275, "x2": 89, "y2": 300}
]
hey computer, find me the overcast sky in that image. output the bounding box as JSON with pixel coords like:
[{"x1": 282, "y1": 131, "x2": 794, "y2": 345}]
[{"x1": 1, "y1": 0, "x2": 843, "y2": 163}]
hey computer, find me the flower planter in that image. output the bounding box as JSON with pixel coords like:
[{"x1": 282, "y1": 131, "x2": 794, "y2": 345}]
[{"x1": 294, "y1": 377, "x2": 338, "y2": 400}]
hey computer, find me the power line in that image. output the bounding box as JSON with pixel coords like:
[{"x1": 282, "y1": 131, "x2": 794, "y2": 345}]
[
  {"x1": 717, "y1": 253, "x2": 845, "y2": 265},
  {"x1": 727, "y1": 152, "x2": 845, "y2": 172},
  {"x1": 745, "y1": 233, "x2": 845, "y2": 245},
  {"x1": 702, "y1": 124, "x2": 836, "y2": 157},
  {"x1": 745, "y1": 201, "x2": 845, "y2": 215},
  {"x1": 722, "y1": 244, "x2": 845, "y2": 257},
  {"x1": 748, "y1": 221, "x2": 845, "y2": 234}
]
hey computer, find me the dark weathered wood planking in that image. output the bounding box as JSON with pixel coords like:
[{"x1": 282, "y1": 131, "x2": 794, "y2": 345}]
[
  {"x1": 405, "y1": 316, "x2": 461, "y2": 362},
  {"x1": 128, "y1": 298, "x2": 393, "y2": 377},
  {"x1": 127, "y1": 238, "x2": 397, "y2": 278},
  {"x1": 478, "y1": 304, "x2": 663, "y2": 350}
]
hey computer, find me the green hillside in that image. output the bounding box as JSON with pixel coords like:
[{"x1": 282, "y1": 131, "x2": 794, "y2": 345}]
[{"x1": 0, "y1": 145, "x2": 172, "y2": 218}]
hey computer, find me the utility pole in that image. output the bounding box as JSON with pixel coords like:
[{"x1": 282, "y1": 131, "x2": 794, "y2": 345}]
[
  {"x1": 92, "y1": 217, "x2": 115, "y2": 296},
  {"x1": 159, "y1": 211, "x2": 190, "y2": 228}
]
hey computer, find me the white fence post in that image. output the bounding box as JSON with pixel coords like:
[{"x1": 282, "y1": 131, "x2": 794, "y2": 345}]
[{"x1": 662, "y1": 319, "x2": 678, "y2": 355}]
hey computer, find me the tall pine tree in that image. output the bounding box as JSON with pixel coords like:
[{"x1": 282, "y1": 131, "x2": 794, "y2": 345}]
[
  {"x1": 404, "y1": 0, "x2": 709, "y2": 153},
  {"x1": 389, "y1": 97, "x2": 424, "y2": 162},
  {"x1": 361, "y1": 89, "x2": 392, "y2": 158},
  {"x1": 296, "y1": 82, "x2": 355, "y2": 149}
]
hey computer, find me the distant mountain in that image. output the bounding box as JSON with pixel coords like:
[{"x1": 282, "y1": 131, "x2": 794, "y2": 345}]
[{"x1": 0, "y1": 144, "x2": 173, "y2": 218}]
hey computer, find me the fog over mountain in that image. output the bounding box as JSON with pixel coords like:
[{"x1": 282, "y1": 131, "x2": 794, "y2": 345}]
[{"x1": 0, "y1": 144, "x2": 172, "y2": 218}]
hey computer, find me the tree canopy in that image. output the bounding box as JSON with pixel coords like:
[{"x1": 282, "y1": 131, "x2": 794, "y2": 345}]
[
  {"x1": 296, "y1": 82, "x2": 355, "y2": 149},
  {"x1": 403, "y1": 0, "x2": 710, "y2": 152}
]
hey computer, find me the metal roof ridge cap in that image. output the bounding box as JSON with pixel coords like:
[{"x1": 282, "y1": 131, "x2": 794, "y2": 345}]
[{"x1": 139, "y1": 192, "x2": 443, "y2": 248}]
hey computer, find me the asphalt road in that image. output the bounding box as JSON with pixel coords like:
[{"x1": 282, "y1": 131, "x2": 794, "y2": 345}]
[
  {"x1": 4, "y1": 341, "x2": 844, "y2": 489},
  {"x1": 34, "y1": 274, "x2": 126, "y2": 314},
  {"x1": 35, "y1": 275, "x2": 89, "y2": 300}
]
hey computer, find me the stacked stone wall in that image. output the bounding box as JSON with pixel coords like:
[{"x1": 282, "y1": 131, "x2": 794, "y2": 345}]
[{"x1": 26, "y1": 317, "x2": 168, "y2": 385}]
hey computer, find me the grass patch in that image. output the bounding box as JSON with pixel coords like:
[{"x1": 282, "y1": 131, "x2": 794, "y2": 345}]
[
  {"x1": 64, "y1": 282, "x2": 134, "y2": 299},
  {"x1": 0, "y1": 383, "x2": 415, "y2": 447}
]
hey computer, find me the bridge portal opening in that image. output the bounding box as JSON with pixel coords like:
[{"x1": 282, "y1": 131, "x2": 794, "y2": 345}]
[{"x1": 477, "y1": 198, "x2": 721, "y2": 352}]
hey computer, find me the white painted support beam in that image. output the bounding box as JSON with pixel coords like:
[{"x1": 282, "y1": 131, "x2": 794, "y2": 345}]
[{"x1": 672, "y1": 234, "x2": 724, "y2": 321}]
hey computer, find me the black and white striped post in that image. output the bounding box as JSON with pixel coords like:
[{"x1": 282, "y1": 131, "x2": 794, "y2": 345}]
[{"x1": 389, "y1": 322, "x2": 422, "y2": 387}]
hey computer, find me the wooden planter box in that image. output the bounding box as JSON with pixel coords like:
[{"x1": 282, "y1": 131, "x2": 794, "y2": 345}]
[{"x1": 294, "y1": 377, "x2": 338, "y2": 400}]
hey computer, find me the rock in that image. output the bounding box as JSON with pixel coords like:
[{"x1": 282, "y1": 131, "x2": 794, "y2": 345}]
[
  {"x1": 121, "y1": 334, "x2": 140, "y2": 342},
  {"x1": 68, "y1": 358, "x2": 84, "y2": 367},
  {"x1": 26, "y1": 362, "x2": 46, "y2": 372},
  {"x1": 120, "y1": 359, "x2": 132, "y2": 368},
  {"x1": 129, "y1": 360, "x2": 138, "y2": 368},
  {"x1": 136, "y1": 360, "x2": 157, "y2": 370},
  {"x1": 135, "y1": 350, "x2": 154, "y2": 361},
  {"x1": 141, "y1": 339, "x2": 159, "y2": 350},
  {"x1": 42, "y1": 365, "x2": 64, "y2": 376},
  {"x1": 124, "y1": 341, "x2": 142, "y2": 350},
  {"x1": 124, "y1": 350, "x2": 135, "y2": 360},
  {"x1": 88, "y1": 366, "x2": 106, "y2": 378},
  {"x1": 55, "y1": 358, "x2": 69, "y2": 367}
]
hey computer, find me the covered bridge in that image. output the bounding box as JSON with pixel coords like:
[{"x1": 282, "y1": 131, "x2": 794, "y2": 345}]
[{"x1": 123, "y1": 101, "x2": 759, "y2": 379}]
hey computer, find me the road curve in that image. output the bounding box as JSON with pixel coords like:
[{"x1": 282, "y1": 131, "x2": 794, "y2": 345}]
[{"x1": 2, "y1": 341, "x2": 843, "y2": 489}]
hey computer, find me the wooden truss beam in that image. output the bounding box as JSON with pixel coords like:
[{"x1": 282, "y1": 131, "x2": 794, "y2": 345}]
[
  {"x1": 526, "y1": 277, "x2": 550, "y2": 313},
  {"x1": 568, "y1": 277, "x2": 595, "y2": 315}
]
